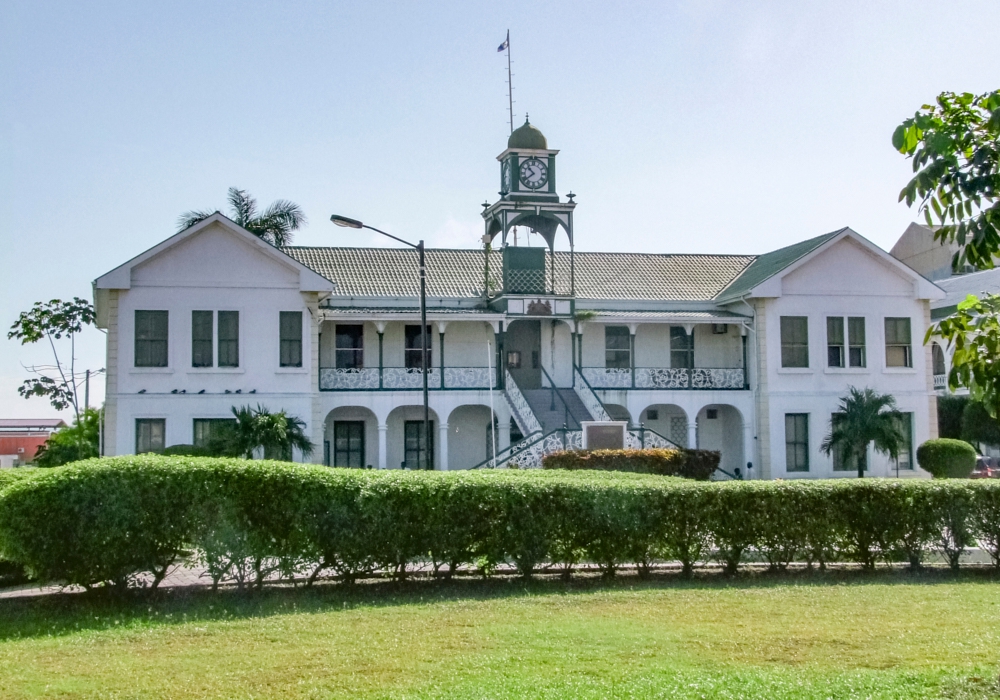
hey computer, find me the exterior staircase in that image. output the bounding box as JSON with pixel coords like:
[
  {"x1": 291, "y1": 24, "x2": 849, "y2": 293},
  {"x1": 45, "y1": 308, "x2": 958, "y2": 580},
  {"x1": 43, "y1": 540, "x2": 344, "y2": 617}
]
[{"x1": 521, "y1": 388, "x2": 593, "y2": 433}]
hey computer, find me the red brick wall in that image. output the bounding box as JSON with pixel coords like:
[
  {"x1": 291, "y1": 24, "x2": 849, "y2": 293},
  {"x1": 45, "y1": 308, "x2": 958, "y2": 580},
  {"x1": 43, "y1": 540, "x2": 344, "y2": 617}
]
[{"x1": 0, "y1": 435, "x2": 50, "y2": 462}]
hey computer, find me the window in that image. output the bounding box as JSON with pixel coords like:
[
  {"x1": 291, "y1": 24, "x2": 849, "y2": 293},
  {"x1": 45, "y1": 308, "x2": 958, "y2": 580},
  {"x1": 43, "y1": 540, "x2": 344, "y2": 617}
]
[
  {"x1": 333, "y1": 421, "x2": 365, "y2": 468},
  {"x1": 404, "y1": 420, "x2": 434, "y2": 469},
  {"x1": 885, "y1": 317, "x2": 912, "y2": 368},
  {"x1": 670, "y1": 327, "x2": 694, "y2": 369},
  {"x1": 336, "y1": 324, "x2": 364, "y2": 369},
  {"x1": 646, "y1": 409, "x2": 659, "y2": 420},
  {"x1": 404, "y1": 325, "x2": 432, "y2": 370},
  {"x1": 193, "y1": 418, "x2": 235, "y2": 448},
  {"x1": 507, "y1": 351, "x2": 522, "y2": 369},
  {"x1": 785, "y1": 413, "x2": 809, "y2": 472},
  {"x1": 280, "y1": 312, "x2": 303, "y2": 367},
  {"x1": 217, "y1": 311, "x2": 239, "y2": 367},
  {"x1": 932, "y1": 343, "x2": 946, "y2": 376},
  {"x1": 135, "y1": 310, "x2": 168, "y2": 367},
  {"x1": 831, "y1": 413, "x2": 867, "y2": 472},
  {"x1": 848, "y1": 317, "x2": 866, "y2": 367},
  {"x1": 780, "y1": 316, "x2": 808, "y2": 368},
  {"x1": 827, "y1": 317, "x2": 845, "y2": 368},
  {"x1": 712, "y1": 324, "x2": 728, "y2": 335},
  {"x1": 136, "y1": 419, "x2": 165, "y2": 454},
  {"x1": 706, "y1": 408, "x2": 718, "y2": 419},
  {"x1": 605, "y1": 326, "x2": 631, "y2": 369},
  {"x1": 894, "y1": 413, "x2": 914, "y2": 471},
  {"x1": 192, "y1": 311, "x2": 213, "y2": 368}
]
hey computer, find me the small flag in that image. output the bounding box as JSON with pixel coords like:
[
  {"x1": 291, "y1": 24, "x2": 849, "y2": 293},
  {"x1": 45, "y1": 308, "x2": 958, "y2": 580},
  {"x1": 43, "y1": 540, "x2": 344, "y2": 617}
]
[{"x1": 497, "y1": 32, "x2": 509, "y2": 52}]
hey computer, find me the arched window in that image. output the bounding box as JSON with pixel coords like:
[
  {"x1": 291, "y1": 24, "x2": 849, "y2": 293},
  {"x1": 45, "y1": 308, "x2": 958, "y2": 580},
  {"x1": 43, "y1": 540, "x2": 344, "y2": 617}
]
[{"x1": 932, "y1": 343, "x2": 946, "y2": 376}]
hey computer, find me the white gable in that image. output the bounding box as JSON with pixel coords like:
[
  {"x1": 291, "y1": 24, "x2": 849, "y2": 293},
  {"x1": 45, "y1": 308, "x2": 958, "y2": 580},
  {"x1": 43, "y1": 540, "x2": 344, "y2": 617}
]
[
  {"x1": 781, "y1": 236, "x2": 916, "y2": 297},
  {"x1": 132, "y1": 221, "x2": 299, "y2": 288}
]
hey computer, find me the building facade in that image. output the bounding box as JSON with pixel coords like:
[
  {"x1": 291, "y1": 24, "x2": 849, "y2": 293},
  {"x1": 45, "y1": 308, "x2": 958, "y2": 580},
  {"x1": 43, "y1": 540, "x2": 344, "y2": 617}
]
[{"x1": 95, "y1": 121, "x2": 943, "y2": 478}]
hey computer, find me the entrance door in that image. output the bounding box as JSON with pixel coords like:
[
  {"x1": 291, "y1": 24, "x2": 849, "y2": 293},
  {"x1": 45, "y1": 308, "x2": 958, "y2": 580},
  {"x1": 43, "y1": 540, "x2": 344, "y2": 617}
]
[{"x1": 506, "y1": 320, "x2": 541, "y2": 389}]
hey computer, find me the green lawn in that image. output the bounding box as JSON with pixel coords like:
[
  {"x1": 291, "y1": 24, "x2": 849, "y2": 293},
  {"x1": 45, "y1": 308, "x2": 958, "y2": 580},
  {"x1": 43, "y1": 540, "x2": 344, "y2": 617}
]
[{"x1": 1, "y1": 571, "x2": 999, "y2": 699}]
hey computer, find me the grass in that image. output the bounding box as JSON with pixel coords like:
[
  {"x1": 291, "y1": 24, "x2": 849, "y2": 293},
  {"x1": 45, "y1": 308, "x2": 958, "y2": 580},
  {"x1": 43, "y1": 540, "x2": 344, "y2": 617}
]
[{"x1": 1, "y1": 570, "x2": 999, "y2": 699}]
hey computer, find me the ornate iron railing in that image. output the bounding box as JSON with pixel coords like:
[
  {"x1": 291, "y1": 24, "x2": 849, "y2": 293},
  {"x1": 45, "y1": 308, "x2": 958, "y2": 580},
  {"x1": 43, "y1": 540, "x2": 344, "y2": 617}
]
[
  {"x1": 505, "y1": 370, "x2": 542, "y2": 435},
  {"x1": 581, "y1": 367, "x2": 747, "y2": 390},
  {"x1": 320, "y1": 366, "x2": 495, "y2": 391},
  {"x1": 933, "y1": 374, "x2": 946, "y2": 390},
  {"x1": 572, "y1": 366, "x2": 611, "y2": 421}
]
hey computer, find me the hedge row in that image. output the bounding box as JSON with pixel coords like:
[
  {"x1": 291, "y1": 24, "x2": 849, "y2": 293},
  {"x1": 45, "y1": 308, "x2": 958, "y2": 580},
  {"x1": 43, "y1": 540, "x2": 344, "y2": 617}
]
[
  {"x1": 1, "y1": 456, "x2": 1000, "y2": 591},
  {"x1": 541, "y1": 448, "x2": 720, "y2": 480}
]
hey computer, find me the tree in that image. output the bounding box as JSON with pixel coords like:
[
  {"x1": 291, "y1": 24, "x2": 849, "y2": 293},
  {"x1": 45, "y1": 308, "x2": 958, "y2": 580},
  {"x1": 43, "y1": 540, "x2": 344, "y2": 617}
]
[
  {"x1": 225, "y1": 404, "x2": 314, "y2": 460},
  {"x1": 893, "y1": 90, "x2": 1000, "y2": 271},
  {"x1": 931, "y1": 293, "x2": 1000, "y2": 418},
  {"x1": 821, "y1": 387, "x2": 904, "y2": 478},
  {"x1": 7, "y1": 297, "x2": 98, "y2": 425},
  {"x1": 33, "y1": 408, "x2": 101, "y2": 467},
  {"x1": 961, "y1": 399, "x2": 1000, "y2": 449},
  {"x1": 178, "y1": 187, "x2": 306, "y2": 246}
]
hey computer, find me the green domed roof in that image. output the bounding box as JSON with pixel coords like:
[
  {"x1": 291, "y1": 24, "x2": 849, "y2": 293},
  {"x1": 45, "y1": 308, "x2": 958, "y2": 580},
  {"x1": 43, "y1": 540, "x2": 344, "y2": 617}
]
[{"x1": 507, "y1": 116, "x2": 547, "y2": 150}]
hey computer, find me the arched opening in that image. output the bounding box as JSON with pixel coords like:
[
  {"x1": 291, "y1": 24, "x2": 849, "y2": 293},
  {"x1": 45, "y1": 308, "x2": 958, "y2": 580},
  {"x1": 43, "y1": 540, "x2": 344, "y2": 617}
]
[
  {"x1": 447, "y1": 404, "x2": 498, "y2": 470},
  {"x1": 639, "y1": 404, "x2": 689, "y2": 447},
  {"x1": 604, "y1": 403, "x2": 632, "y2": 424},
  {"x1": 324, "y1": 407, "x2": 378, "y2": 468},
  {"x1": 696, "y1": 404, "x2": 744, "y2": 476},
  {"x1": 386, "y1": 405, "x2": 441, "y2": 470},
  {"x1": 932, "y1": 342, "x2": 946, "y2": 376}
]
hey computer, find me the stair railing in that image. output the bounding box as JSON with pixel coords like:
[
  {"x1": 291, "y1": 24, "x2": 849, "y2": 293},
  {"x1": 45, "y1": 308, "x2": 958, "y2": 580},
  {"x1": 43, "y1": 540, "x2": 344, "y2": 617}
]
[
  {"x1": 539, "y1": 365, "x2": 580, "y2": 429},
  {"x1": 504, "y1": 370, "x2": 542, "y2": 435},
  {"x1": 572, "y1": 365, "x2": 612, "y2": 421}
]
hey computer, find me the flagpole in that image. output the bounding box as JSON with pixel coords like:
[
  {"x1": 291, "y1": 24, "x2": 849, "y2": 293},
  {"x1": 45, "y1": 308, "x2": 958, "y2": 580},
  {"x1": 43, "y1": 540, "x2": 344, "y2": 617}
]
[{"x1": 506, "y1": 29, "x2": 513, "y2": 134}]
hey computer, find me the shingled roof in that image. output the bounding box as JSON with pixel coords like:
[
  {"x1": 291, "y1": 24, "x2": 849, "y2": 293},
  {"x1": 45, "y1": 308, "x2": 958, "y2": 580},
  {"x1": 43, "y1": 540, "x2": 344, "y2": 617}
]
[{"x1": 281, "y1": 247, "x2": 755, "y2": 302}]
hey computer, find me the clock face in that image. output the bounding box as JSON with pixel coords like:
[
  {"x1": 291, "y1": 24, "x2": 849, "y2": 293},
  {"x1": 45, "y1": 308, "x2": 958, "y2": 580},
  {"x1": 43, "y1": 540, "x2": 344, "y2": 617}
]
[
  {"x1": 502, "y1": 160, "x2": 512, "y2": 192},
  {"x1": 519, "y1": 158, "x2": 548, "y2": 189}
]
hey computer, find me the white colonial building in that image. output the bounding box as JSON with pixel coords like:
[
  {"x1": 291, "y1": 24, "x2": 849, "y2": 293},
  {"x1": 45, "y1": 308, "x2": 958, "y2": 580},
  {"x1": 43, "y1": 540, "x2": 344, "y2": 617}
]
[{"x1": 94, "y1": 120, "x2": 943, "y2": 478}]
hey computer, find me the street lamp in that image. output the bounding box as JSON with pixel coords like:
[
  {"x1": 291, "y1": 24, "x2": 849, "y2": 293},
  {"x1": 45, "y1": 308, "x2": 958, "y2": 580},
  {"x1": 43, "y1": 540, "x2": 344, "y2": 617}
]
[{"x1": 331, "y1": 214, "x2": 432, "y2": 470}]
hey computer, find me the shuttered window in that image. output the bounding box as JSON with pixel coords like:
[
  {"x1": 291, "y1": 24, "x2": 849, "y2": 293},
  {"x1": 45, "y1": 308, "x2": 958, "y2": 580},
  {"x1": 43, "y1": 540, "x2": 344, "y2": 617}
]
[
  {"x1": 280, "y1": 312, "x2": 303, "y2": 367},
  {"x1": 885, "y1": 317, "x2": 912, "y2": 368},
  {"x1": 192, "y1": 311, "x2": 213, "y2": 368},
  {"x1": 780, "y1": 316, "x2": 808, "y2": 368},
  {"x1": 218, "y1": 311, "x2": 239, "y2": 368},
  {"x1": 135, "y1": 311, "x2": 168, "y2": 367}
]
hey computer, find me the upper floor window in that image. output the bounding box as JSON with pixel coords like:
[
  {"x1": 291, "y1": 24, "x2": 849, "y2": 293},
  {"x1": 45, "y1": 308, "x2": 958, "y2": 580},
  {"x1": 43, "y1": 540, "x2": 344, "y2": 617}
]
[
  {"x1": 280, "y1": 312, "x2": 303, "y2": 368},
  {"x1": 135, "y1": 310, "x2": 168, "y2": 367},
  {"x1": 192, "y1": 311, "x2": 213, "y2": 368},
  {"x1": 605, "y1": 326, "x2": 631, "y2": 369},
  {"x1": 780, "y1": 316, "x2": 808, "y2": 368},
  {"x1": 884, "y1": 317, "x2": 912, "y2": 368},
  {"x1": 404, "y1": 325, "x2": 432, "y2": 369},
  {"x1": 336, "y1": 324, "x2": 364, "y2": 369},
  {"x1": 827, "y1": 316, "x2": 866, "y2": 368},
  {"x1": 670, "y1": 327, "x2": 694, "y2": 369},
  {"x1": 217, "y1": 311, "x2": 239, "y2": 368}
]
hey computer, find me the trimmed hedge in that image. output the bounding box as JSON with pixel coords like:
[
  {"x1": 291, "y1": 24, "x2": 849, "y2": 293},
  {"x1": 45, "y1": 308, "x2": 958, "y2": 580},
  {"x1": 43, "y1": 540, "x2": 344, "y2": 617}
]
[
  {"x1": 916, "y1": 438, "x2": 977, "y2": 478},
  {"x1": 542, "y1": 448, "x2": 720, "y2": 480},
  {"x1": 1, "y1": 456, "x2": 1000, "y2": 591}
]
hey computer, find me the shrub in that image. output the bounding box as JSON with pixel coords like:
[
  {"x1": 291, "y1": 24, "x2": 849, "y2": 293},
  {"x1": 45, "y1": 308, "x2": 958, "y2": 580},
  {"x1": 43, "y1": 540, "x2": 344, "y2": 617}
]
[
  {"x1": 6, "y1": 456, "x2": 1000, "y2": 591},
  {"x1": 162, "y1": 444, "x2": 212, "y2": 457},
  {"x1": 916, "y1": 439, "x2": 977, "y2": 478},
  {"x1": 541, "y1": 448, "x2": 720, "y2": 480}
]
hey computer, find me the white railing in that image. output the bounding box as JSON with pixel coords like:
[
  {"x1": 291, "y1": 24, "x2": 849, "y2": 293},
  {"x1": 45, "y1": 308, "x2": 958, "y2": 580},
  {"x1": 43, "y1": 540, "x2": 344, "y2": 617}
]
[
  {"x1": 573, "y1": 367, "x2": 612, "y2": 421},
  {"x1": 319, "y1": 368, "x2": 380, "y2": 390},
  {"x1": 581, "y1": 367, "x2": 631, "y2": 388},
  {"x1": 444, "y1": 367, "x2": 496, "y2": 389},
  {"x1": 383, "y1": 367, "x2": 440, "y2": 389},
  {"x1": 505, "y1": 370, "x2": 542, "y2": 435},
  {"x1": 934, "y1": 374, "x2": 946, "y2": 390}
]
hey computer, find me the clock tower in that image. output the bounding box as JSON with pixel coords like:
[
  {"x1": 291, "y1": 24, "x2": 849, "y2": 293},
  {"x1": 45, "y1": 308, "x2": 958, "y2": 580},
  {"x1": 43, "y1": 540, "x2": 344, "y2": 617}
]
[{"x1": 482, "y1": 116, "x2": 576, "y2": 308}]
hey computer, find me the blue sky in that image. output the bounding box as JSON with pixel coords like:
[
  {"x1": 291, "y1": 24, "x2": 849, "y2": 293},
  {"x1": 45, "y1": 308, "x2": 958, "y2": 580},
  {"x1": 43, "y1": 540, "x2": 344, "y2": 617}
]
[{"x1": 2, "y1": 0, "x2": 998, "y2": 419}]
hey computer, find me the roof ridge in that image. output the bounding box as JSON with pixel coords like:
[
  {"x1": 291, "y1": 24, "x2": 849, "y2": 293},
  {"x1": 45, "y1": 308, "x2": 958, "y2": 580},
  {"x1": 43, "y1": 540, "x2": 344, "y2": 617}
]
[{"x1": 283, "y1": 245, "x2": 757, "y2": 258}]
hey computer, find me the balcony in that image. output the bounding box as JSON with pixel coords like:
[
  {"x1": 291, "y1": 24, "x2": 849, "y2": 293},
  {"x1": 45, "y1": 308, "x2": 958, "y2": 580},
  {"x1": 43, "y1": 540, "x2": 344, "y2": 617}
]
[
  {"x1": 320, "y1": 366, "x2": 496, "y2": 391},
  {"x1": 934, "y1": 374, "x2": 946, "y2": 391},
  {"x1": 580, "y1": 367, "x2": 747, "y2": 390}
]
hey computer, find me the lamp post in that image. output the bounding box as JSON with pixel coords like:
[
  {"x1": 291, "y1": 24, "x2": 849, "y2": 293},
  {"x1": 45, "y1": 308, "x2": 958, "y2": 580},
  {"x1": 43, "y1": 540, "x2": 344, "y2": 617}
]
[{"x1": 331, "y1": 215, "x2": 432, "y2": 470}]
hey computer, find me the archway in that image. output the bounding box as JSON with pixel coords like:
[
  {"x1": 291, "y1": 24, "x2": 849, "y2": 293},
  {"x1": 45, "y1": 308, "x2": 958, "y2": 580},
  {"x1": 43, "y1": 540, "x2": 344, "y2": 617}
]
[
  {"x1": 447, "y1": 404, "x2": 499, "y2": 470},
  {"x1": 696, "y1": 404, "x2": 744, "y2": 476},
  {"x1": 639, "y1": 404, "x2": 689, "y2": 447},
  {"x1": 386, "y1": 405, "x2": 441, "y2": 470},
  {"x1": 324, "y1": 406, "x2": 378, "y2": 468}
]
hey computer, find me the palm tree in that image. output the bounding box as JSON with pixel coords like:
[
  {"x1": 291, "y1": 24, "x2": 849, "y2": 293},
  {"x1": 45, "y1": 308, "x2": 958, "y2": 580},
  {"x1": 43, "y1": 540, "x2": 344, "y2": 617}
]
[
  {"x1": 227, "y1": 404, "x2": 314, "y2": 460},
  {"x1": 178, "y1": 187, "x2": 306, "y2": 246},
  {"x1": 821, "y1": 387, "x2": 904, "y2": 478}
]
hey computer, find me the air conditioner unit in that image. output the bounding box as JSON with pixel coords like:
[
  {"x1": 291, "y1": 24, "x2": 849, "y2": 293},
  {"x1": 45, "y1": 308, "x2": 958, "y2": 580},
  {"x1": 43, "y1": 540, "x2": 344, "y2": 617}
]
[
  {"x1": 581, "y1": 421, "x2": 628, "y2": 450},
  {"x1": 16, "y1": 447, "x2": 24, "y2": 454}
]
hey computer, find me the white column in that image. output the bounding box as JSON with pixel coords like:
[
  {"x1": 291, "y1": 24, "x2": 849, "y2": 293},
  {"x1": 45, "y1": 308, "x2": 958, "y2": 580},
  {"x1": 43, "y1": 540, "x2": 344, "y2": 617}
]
[
  {"x1": 438, "y1": 421, "x2": 449, "y2": 470},
  {"x1": 688, "y1": 421, "x2": 698, "y2": 450},
  {"x1": 498, "y1": 416, "x2": 511, "y2": 452},
  {"x1": 743, "y1": 422, "x2": 754, "y2": 478},
  {"x1": 378, "y1": 423, "x2": 388, "y2": 469}
]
